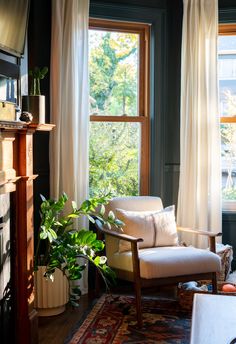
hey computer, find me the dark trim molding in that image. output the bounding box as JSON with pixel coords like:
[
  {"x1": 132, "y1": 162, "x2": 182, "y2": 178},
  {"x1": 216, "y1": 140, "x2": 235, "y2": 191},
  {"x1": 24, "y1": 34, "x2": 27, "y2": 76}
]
[
  {"x1": 223, "y1": 211, "x2": 236, "y2": 222},
  {"x1": 89, "y1": 1, "x2": 168, "y2": 199},
  {"x1": 219, "y1": 8, "x2": 236, "y2": 23},
  {"x1": 0, "y1": 59, "x2": 19, "y2": 79}
]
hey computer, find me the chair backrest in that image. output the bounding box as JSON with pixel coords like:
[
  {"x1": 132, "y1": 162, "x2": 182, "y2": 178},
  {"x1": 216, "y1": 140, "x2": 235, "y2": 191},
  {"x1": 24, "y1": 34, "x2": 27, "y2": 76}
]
[{"x1": 105, "y1": 196, "x2": 163, "y2": 260}]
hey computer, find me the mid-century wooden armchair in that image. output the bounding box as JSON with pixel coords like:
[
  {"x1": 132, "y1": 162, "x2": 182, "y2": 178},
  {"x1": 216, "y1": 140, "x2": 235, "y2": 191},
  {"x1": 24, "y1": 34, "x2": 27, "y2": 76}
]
[{"x1": 95, "y1": 196, "x2": 222, "y2": 327}]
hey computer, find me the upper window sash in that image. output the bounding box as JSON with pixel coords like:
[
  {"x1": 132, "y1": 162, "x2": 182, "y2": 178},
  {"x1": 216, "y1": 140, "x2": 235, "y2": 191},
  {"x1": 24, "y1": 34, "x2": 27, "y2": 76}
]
[{"x1": 89, "y1": 18, "x2": 150, "y2": 118}]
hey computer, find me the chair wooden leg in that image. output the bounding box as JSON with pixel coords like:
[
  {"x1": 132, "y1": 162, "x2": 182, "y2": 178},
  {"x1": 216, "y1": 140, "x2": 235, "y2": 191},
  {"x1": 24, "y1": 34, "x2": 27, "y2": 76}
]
[
  {"x1": 134, "y1": 280, "x2": 142, "y2": 328},
  {"x1": 212, "y1": 272, "x2": 217, "y2": 294}
]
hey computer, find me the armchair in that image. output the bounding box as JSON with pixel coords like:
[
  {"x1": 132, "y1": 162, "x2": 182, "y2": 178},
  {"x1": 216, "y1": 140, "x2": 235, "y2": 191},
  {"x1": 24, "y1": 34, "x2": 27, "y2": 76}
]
[{"x1": 95, "y1": 196, "x2": 222, "y2": 327}]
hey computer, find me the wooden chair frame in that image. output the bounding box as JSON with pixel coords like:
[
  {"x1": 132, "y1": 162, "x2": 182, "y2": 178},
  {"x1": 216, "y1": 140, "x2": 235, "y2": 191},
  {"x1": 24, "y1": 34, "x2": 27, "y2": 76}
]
[{"x1": 96, "y1": 220, "x2": 222, "y2": 328}]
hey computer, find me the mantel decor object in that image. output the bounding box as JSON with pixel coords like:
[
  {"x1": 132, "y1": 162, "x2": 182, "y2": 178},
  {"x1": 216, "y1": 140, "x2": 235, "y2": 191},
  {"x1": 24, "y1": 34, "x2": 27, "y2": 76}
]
[
  {"x1": 22, "y1": 66, "x2": 48, "y2": 124},
  {"x1": 0, "y1": 101, "x2": 16, "y2": 121},
  {"x1": 22, "y1": 95, "x2": 45, "y2": 124}
]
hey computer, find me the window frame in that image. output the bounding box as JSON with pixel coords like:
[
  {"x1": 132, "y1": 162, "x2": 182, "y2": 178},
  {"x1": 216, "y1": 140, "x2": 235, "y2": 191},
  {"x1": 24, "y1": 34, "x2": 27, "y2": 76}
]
[
  {"x1": 219, "y1": 24, "x2": 236, "y2": 211},
  {"x1": 89, "y1": 18, "x2": 150, "y2": 195}
]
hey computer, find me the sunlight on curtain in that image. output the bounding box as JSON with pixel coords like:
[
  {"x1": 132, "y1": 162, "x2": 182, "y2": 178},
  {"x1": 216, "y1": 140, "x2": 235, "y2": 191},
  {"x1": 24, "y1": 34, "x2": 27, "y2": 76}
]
[
  {"x1": 177, "y1": 0, "x2": 221, "y2": 247},
  {"x1": 50, "y1": 0, "x2": 90, "y2": 293}
]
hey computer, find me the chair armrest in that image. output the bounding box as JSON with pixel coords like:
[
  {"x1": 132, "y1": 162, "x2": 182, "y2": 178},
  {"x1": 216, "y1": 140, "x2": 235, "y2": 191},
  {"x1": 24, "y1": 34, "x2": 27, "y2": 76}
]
[
  {"x1": 177, "y1": 226, "x2": 222, "y2": 253},
  {"x1": 177, "y1": 227, "x2": 222, "y2": 238},
  {"x1": 95, "y1": 220, "x2": 142, "y2": 284},
  {"x1": 95, "y1": 220, "x2": 143, "y2": 243}
]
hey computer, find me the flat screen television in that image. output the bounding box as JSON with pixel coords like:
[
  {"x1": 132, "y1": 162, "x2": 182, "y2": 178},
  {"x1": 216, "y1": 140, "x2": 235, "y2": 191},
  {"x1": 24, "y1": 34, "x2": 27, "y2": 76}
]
[{"x1": 0, "y1": 0, "x2": 30, "y2": 57}]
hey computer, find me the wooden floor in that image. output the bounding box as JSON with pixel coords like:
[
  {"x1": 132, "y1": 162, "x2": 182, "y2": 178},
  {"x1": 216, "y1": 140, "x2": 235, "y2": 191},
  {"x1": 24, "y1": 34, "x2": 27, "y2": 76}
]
[
  {"x1": 38, "y1": 294, "x2": 95, "y2": 344},
  {"x1": 38, "y1": 285, "x2": 177, "y2": 344}
]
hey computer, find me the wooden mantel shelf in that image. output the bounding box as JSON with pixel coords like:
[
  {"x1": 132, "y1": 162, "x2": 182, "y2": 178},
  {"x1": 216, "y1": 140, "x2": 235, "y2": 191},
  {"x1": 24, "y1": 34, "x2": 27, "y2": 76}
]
[
  {"x1": 0, "y1": 120, "x2": 55, "y2": 132},
  {"x1": 27, "y1": 123, "x2": 55, "y2": 131}
]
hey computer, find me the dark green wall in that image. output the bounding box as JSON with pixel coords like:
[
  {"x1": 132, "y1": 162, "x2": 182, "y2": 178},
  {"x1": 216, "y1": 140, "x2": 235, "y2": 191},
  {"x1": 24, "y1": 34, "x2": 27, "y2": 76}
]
[{"x1": 27, "y1": 0, "x2": 51, "y2": 231}]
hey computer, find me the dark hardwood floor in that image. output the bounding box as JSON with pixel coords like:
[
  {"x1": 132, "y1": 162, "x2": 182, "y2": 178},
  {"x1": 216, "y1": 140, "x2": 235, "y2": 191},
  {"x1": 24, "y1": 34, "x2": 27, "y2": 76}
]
[{"x1": 38, "y1": 294, "x2": 95, "y2": 344}]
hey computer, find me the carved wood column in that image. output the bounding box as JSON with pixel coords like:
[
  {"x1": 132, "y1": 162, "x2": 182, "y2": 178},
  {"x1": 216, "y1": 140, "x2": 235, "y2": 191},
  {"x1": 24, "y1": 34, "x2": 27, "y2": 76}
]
[{"x1": 14, "y1": 128, "x2": 38, "y2": 344}]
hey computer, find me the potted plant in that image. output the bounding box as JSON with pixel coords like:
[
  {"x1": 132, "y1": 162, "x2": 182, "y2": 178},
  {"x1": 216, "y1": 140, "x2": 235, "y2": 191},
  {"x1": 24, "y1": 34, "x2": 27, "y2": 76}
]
[
  {"x1": 22, "y1": 66, "x2": 48, "y2": 124},
  {"x1": 34, "y1": 193, "x2": 122, "y2": 316}
]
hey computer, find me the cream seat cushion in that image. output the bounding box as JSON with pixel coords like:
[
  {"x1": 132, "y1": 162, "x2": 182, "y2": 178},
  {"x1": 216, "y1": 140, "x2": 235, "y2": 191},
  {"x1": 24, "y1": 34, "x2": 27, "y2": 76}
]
[{"x1": 108, "y1": 246, "x2": 221, "y2": 279}]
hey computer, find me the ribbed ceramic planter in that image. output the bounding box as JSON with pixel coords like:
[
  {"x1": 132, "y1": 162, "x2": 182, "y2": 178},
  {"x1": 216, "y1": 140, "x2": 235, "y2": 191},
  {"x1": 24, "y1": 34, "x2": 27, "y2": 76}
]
[
  {"x1": 22, "y1": 95, "x2": 45, "y2": 124},
  {"x1": 34, "y1": 266, "x2": 69, "y2": 316}
]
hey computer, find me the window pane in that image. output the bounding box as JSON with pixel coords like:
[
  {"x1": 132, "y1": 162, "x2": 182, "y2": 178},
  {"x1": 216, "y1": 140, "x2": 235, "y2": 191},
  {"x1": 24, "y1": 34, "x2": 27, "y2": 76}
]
[
  {"x1": 89, "y1": 122, "x2": 140, "y2": 197},
  {"x1": 218, "y1": 36, "x2": 236, "y2": 117},
  {"x1": 221, "y1": 123, "x2": 236, "y2": 202},
  {"x1": 89, "y1": 30, "x2": 139, "y2": 116}
]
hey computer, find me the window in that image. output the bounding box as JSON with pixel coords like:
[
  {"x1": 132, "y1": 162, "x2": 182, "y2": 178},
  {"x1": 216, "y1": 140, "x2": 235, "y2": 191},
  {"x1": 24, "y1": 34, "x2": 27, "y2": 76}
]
[
  {"x1": 219, "y1": 25, "x2": 236, "y2": 211},
  {"x1": 89, "y1": 19, "x2": 150, "y2": 197}
]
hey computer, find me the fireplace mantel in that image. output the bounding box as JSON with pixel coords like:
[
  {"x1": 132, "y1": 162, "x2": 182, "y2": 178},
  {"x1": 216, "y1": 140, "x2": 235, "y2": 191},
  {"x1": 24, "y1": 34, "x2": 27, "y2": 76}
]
[{"x1": 0, "y1": 121, "x2": 54, "y2": 344}]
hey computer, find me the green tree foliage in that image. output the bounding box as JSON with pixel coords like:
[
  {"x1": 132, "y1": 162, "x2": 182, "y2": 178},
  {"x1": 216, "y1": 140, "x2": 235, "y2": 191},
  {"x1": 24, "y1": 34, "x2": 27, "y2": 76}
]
[
  {"x1": 89, "y1": 30, "x2": 140, "y2": 197},
  {"x1": 89, "y1": 122, "x2": 139, "y2": 198},
  {"x1": 221, "y1": 90, "x2": 236, "y2": 199},
  {"x1": 89, "y1": 31, "x2": 138, "y2": 115}
]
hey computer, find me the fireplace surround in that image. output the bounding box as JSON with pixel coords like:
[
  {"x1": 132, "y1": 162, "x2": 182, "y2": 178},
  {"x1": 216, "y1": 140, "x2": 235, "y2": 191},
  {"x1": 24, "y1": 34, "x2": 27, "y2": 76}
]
[{"x1": 0, "y1": 121, "x2": 54, "y2": 344}]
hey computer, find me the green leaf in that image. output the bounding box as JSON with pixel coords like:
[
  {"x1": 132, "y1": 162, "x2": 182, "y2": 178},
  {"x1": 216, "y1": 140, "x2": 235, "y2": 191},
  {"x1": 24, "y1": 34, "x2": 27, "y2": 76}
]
[
  {"x1": 108, "y1": 211, "x2": 115, "y2": 221},
  {"x1": 106, "y1": 222, "x2": 111, "y2": 230},
  {"x1": 70, "y1": 300, "x2": 79, "y2": 307},
  {"x1": 47, "y1": 232, "x2": 53, "y2": 243},
  {"x1": 99, "y1": 204, "x2": 105, "y2": 216},
  {"x1": 49, "y1": 228, "x2": 57, "y2": 239},
  {"x1": 72, "y1": 287, "x2": 82, "y2": 296},
  {"x1": 87, "y1": 215, "x2": 95, "y2": 223},
  {"x1": 68, "y1": 213, "x2": 79, "y2": 218},
  {"x1": 93, "y1": 256, "x2": 101, "y2": 265},
  {"x1": 40, "y1": 231, "x2": 47, "y2": 240},
  {"x1": 40, "y1": 194, "x2": 47, "y2": 202},
  {"x1": 114, "y1": 219, "x2": 124, "y2": 227},
  {"x1": 72, "y1": 201, "x2": 77, "y2": 211},
  {"x1": 41, "y1": 66, "x2": 48, "y2": 78}
]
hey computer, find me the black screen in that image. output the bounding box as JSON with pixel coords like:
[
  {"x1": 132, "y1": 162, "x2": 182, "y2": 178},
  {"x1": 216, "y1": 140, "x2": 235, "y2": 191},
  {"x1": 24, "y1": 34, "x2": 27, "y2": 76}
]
[{"x1": 0, "y1": 0, "x2": 29, "y2": 57}]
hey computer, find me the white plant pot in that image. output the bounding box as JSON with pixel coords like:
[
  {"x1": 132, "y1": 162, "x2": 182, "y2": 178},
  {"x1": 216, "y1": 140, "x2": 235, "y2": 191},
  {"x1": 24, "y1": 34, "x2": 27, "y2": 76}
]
[{"x1": 34, "y1": 266, "x2": 69, "y2": 316}]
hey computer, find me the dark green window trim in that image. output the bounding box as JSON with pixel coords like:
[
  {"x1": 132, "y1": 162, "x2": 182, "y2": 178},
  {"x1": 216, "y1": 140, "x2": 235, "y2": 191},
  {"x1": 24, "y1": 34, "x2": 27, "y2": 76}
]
[{"x1": 219, "y1": 8, "x2": 236, "y2": 23}]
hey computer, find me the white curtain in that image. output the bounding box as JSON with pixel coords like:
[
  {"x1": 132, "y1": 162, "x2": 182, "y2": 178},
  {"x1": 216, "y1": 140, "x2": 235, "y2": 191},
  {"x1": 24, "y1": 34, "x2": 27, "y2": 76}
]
[
  {"x1": 177, "y1": 0, "x2": 221, "y2": 247},
  {"x1": 50, "y1": 0, "x2": 90, "y2": 293}
]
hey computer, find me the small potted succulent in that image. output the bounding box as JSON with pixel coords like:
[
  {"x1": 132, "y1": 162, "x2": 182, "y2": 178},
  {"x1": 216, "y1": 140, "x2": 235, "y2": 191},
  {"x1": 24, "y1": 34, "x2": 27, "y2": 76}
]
[
  {"x1": 22, "y1": 66, "x2": 48, "y2": 124},
  {"x1": 34, "y1": 193, "x2": 122, "y2": 316}
]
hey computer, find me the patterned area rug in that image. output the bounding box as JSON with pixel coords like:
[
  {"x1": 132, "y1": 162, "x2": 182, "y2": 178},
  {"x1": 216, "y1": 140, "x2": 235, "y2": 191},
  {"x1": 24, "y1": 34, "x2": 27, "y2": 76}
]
[{"x1": 65, "y1": 294, "x2": 191, "y2": 344}]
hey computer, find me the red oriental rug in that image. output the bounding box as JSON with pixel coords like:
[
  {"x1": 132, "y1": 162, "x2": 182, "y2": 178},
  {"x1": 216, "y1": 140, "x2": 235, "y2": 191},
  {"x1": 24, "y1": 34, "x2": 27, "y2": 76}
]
[{"x1": 65, "y1": 294, "x2": 191, "y2": 344}]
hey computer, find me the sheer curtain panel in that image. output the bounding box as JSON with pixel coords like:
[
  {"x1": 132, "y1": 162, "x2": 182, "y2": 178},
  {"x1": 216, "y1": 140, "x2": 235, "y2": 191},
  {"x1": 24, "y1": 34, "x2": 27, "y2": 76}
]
[
  {"x1": 177, "y1": 0, "x2": 221, "y2": 247},
  {"x1": 50, "y1": 0, "x2": 90, "y2": 293}
]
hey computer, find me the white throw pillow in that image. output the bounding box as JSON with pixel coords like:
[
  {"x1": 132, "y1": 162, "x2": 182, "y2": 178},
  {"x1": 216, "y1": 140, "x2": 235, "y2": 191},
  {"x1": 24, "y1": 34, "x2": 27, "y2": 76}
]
[
  {"x1": 152, "y1": 205, "x2": 178, "y2": 247},
  {"x1": 115, "y1": 206, "x2": 178, "y2": 252},
  {"x1": 115, "y1": 208, "x2": 155, "y2": 252}
]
